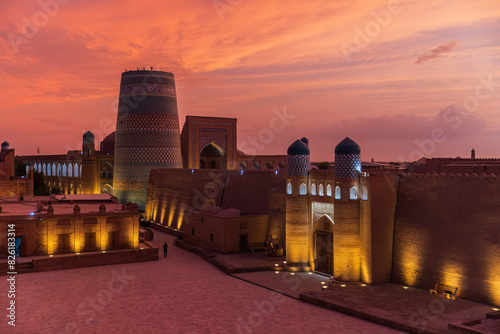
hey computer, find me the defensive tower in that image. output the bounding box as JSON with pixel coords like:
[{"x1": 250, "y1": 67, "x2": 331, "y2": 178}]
[
  {"x1": 285, "y1": 137, "x2": 311, "y2": 271},
  {"x1": 81, "y1": 131, "x2": 98, "y2": 194},
  {"x1": 333, "y1": 137, "x2": 362, "y2": 281}
]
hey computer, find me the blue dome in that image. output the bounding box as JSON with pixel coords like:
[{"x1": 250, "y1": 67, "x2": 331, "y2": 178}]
[
  {"x1": 83, "y1": 131, "x2": 95, "y2": 138},
  {"x1": 335, "y1": 137, "x2": 360, "y2": 155},
  {"x1": 1, "y1": 141, "x2": 9, "y2": 147},
  {"x1": 287, "y1": 139, "x2": 310, "y2": 155}
]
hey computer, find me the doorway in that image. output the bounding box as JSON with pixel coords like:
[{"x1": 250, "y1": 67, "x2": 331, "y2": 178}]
[
  {"x1": 199, "y1": 142, "x2": 226, "y2": 169},
  {"x1": 15, "y1": 237, "x2": 22, "y2": 257},
  {"x1": 315, "y1": 231, "x2": 333, "y2": 275},
  {"x1": 239, "y1": 234, "x2": 248, "y2": 252}
]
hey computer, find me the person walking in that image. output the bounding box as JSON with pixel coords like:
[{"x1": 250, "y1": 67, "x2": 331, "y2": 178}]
[{"x1": 163, "y1": 242, "x2": 168, "y2": 258}]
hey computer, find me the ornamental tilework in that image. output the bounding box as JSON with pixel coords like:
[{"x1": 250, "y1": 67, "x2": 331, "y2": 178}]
[
  {"x1": 114, "y1": 148, "x2": 182, "y2": 164},
  {"x1": 334, "y1": 153, "x2": 361, "y2": 178},
  {"x1": 115, "y1": 132, "x2": 181, "y2": 147},
  {"x1": 117, "y1": 114, "x2": 180, "y2": 131},
  {"x1": 287, "y1": 155, "x2": 309, "y2": 176}
]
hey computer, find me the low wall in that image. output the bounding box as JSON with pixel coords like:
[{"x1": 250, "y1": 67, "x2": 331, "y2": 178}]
[{"x1": 0, "y1": 246, "x2": 158, "y2": 275}]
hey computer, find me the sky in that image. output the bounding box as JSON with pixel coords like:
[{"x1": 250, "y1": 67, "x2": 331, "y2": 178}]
[{"x1": 1, "y1": 0, "x2": 499, "y2": 162}]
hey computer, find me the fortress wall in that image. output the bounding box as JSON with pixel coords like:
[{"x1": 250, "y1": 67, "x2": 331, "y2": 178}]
[
  {"x1": 393, "y1": 173, "x2": 500, "y2": 306},
  {"x1": 145, "y1": 169, "x2": 286, "y2": 247},
  {"x1": 366, "y1": 174, "x2": 398, "y2": 284},
  {"x1": 145, "y1": 169, "x2": 224, "y2": 230},
  {"x1": 220, "y1": 170, "x2": 286, "y2": 247}
]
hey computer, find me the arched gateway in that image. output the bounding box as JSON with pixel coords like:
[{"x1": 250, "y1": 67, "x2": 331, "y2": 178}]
[{"x1": 314, "y1": 215, "x2": 334, "y2": 275}]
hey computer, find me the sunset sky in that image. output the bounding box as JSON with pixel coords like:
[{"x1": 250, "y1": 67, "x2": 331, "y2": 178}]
[{"x1": 1, "y1": 0, "x2": 499, "y2": 161}]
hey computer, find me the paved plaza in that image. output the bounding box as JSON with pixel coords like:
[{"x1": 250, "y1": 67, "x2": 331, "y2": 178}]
[{"x1": 1, "y1": 231, "x2": 398, "y2": 334}]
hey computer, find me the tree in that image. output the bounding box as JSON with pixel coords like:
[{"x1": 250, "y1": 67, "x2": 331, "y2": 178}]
[
  {"x1": 33, "y1": 171, "x2": 51, "y2": 196},
  {"x1": 15, "y1": 159, "x2": 27, "y2": 177},
  {"x1": 317, "y1": 161, "x2": 331, "y2": 170}
]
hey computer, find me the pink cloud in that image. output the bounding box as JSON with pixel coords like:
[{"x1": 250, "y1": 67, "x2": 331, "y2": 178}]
[{"x1": 414, "y1": 41, "x2": 459, "y2": 64}]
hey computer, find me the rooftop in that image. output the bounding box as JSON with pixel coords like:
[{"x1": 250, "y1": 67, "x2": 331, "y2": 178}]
[{"x1": 0, "y1": 194, "x2": 132, "y2": 218}]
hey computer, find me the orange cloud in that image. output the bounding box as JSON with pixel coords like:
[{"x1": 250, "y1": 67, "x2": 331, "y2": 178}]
[{"x1": 0, "y1": 0, "x2": 499, "y2": 160}]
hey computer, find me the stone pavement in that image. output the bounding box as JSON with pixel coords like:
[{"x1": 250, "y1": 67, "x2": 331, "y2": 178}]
[
  {"x1": 300, "y1": 283, "x2": 499, "y2": 334},
  {"x1": 233, "y1": 271, "x2": 329, "y2": 299},
  {"x1": 0, "y1": 231, "x2": 397, "y2": 334},
  {"x1": 174, "y1": 234, "x2": 500, "y2": 334}
]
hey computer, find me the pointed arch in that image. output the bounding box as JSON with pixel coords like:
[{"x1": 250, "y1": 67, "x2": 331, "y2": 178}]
[
  {"x1": 200, "y1": 140, "x2": 226, "y2": 169},
  {"x1": 74, "y1": 163, "x2": 79, "y2": 178},
  {"x1": 311, "y1": 183, "x2": 316, "y2": 196},
  {"x1": 287, "y1": 183, "x2": 292, "y2": 195},
  {"x1": 318, "y1": 184, "x2": 324, "y2": 196},
  {"x1": 101, "y1": 184, "x2": 113, "y2": 194},
  {"x1": 68, "y1": 163, "x2": 73, "y2": 177},
  {"x1": 100, "y1": 163, "x2": 113, "y2": 179},
  {"x1": 62, "y1": 164, "x2": 67, "y2": 177},
  {"x1": 326, "y1": 184, "x2": 332, "y2": 197},
  {"x1": 314, "y1": 215, "x2": 334, "y2": 275},
  {"x1": 200, "y1": 140, "x2": 225, "y2": 156},
  {"x1": 299, "y1": 183, "x2": 307, "y2": 195},
  {"x1": 350, "y1": 186, "x2": 358, "y2": 200},
  {"x1": 362, "y1": 186, "x2": 368, "y2": 200},
  {"x1": 335, "y1": 186, "x2": 341, "y2": 199},
  {"x1": 313, "y1": 214, "x2": 334, "y2": 230}
]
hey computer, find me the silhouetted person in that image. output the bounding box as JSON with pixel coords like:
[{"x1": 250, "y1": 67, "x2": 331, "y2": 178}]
[{"x1": 163, "y1": 242, "x2": 168, "y2": 258}]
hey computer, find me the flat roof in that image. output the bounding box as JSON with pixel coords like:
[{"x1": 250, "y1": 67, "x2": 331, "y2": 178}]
[
  {"x1": 0, "y1": 194, "x2": 129, "y2": 218},
  {"x1": 0, "y1": 202, "x2": 125, "y2": 217}
]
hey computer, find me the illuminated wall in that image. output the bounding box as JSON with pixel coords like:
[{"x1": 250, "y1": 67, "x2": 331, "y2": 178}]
[
  {"x1": 145, "y1": 169, "x2": 287, "y2": 246},
  {"x1": 183, "y1": 212, "x2": 269, "y2": 253},
  {"x1": 0, "y1": 207, "x2": 139, "y2": 257},
  {"x1": 285, "y1": 175, "x2": 311, "y2": 269},
  {"x1": 393, "y1": 173, "x2": 500, "y2": 306}
]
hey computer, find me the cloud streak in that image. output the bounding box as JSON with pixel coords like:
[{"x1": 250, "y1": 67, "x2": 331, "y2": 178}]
[
  {"x1": 414, "y1": 41, "x2": 458, "y2": 64},
  {"x1": 0, "y1": 0, "x2": 499, "y2": 160}
]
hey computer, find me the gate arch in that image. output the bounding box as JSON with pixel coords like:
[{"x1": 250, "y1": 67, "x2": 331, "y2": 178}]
[{"x1": 313, "y1": 215, "x2": 334, "y2": 275}]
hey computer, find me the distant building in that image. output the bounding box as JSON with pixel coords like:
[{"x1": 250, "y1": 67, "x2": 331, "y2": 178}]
[
  {"x1": 0, "y1": 141, "x2": 33, "y2": 197},
  {"x1": 408, "y1": 149, "x2": 500, "y2": 175},
  {"x1": 18, "y1": 132, "x2": 115, "y2": 195}
]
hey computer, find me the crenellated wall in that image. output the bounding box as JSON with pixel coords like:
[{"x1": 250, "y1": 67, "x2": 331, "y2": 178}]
[{"x1": 393, "y1": 172, "x2": 500, "y2": 306}]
